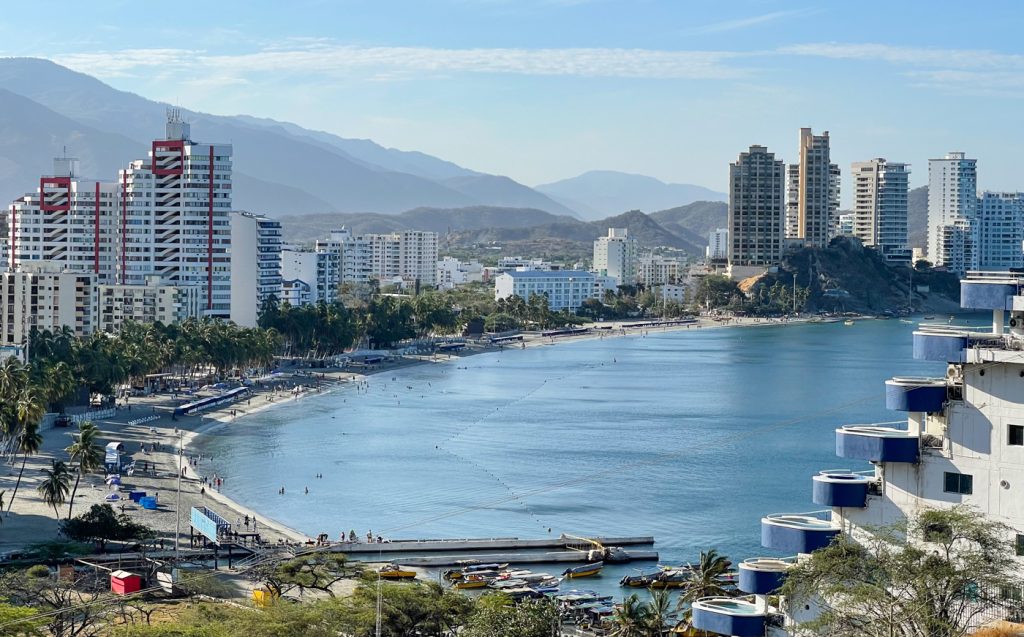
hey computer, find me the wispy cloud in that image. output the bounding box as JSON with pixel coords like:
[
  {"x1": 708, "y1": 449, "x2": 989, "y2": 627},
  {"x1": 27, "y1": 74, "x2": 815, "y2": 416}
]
[
  {"x1": 780, "y1": 42, "x2": 1024, "y2": 70},
  {"x1": 687, "y1": 8, "x2": 821, "y2": 35},
  {"x1": 779, "y1": 42, "x2": 1024, "y2": 96},
  {"x1": 50, "y1": 42, "x2": 746, "y2": 82}
]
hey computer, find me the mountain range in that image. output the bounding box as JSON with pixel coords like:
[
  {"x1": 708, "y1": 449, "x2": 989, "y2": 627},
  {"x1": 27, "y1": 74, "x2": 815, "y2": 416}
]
[{"x1": 0, "y1": 57, "x2": 722, "y2": 220}]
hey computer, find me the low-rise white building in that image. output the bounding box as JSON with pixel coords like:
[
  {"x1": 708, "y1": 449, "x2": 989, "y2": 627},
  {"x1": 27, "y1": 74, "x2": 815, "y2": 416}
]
[
  {"x1": 637, "y1": 255, "x2": 685, "y2": 286},
  {"x1": 0, "y1": 261, "x2": 95, "y2": 350},
  {"x1": 281, "y1": 279, "x2": 312, "y2": 308},
  {"x1": 658, "y1": 284, "x2": 687, "y2": 304},
  {"x1": 495, "y1": 256, "x2": 561, "y2": 272},
  {"x1": 97, "y1": 276, "x2": 200, "y2": 333},
  {"x1": 494, "y1": 270, "x2": 599, "y2": 312},
  {"x1": 437, "y1": 257, "x2": 483, "y2": 290}
]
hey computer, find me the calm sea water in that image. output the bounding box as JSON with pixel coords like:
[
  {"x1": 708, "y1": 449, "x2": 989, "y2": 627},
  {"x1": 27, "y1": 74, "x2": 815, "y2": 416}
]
[{"x1": 195, "y1": 319, "x2": 949, "y2": 596}]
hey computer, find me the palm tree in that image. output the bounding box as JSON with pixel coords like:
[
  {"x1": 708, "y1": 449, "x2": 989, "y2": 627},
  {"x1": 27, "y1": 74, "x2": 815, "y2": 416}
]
[
  {"x1": 6, "y1": 422, "x2": 42, "y2": 515},
  {"x1": 37, "y1": 460, "x2": 71, "y2": 519},
  {"x1": 611, "y1": 593, "x2": 653, "y2": 637},
  {"x1": 646, "y1": 589, "x2": 673, "y2": 636},
  {"x1": 65, "y1": 422, "x2": 103, "y2": 519},
  {"x1": 675, "y1": 549, "x2": 734, "y2": 631}
]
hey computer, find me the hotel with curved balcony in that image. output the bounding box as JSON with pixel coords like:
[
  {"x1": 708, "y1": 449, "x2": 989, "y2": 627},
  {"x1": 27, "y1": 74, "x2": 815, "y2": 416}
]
[{"x1": 692, "y1": 271, "x2": 1024, "y2": 636}]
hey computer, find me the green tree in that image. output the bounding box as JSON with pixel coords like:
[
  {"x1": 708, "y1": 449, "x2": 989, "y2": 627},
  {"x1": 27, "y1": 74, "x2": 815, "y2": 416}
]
[
  {"x1": 65, "y1": 422, "x2": 103, "y2": 519},
  {"x1": 364, "y1": 296, "x2": 415, "y2": 349},
  {"x1": 6, "y1": 421, "x2": 42, "y2": 515},
  {"x1": 332, "y1": 579, "x2": 471, "y2": 637},
  {"x1": 60, "y1": 504, "x2": 154, "y2": 551},
  {"x1": 462, "y1": 593, "x2": 560, "y2": 637},
  {"x1": 782, "y1": 506, "x2": 1024, "y2": 637},
  {"x1": 676, "y1": 549, "x2": 733, "y2": 627},
  {"x1": 0, "y1": 597, "x2": 46, "y2": 636},
  {"x1": 611, "y1": 593, "x2": 653, "y2": 637},
  {"x1": 690, "y1": 275, "x2": 742, "y2": 311},
  {"x1": 36, "y1": 460, "x2": 71, "y2": 519},
  {"x1": 252, "y1": 552, "x2": 354, "y2": 598}
]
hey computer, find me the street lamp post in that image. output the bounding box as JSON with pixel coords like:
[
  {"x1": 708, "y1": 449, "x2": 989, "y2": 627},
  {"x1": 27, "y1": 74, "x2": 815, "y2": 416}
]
[{"x1": 174, "y1": 428, "x2": 183, "y2": 560}]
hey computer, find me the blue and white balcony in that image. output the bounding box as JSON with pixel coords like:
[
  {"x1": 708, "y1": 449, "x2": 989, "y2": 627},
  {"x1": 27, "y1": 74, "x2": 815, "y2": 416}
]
[
  {"x1": 912, "y1": 326, "x2": 970, "y2": 362},
  {"x1": 761, "y1": 511, "x2": 841, "y2": 553},
  {"x1": 812, "y1": 470, "x2": 873, "y2": 508},
  {"x1": 884, "y1": 376, "x2": 947, "y2": 412},
  {"x1": 836, "y1": 423, "x2": 919, "y2": 463},
  {"x1": 691, "y1": 596, "x2": 773, "y2": 637},
  {"x1": 738, "y1": 557, "x2": 795, "y2": 595}
]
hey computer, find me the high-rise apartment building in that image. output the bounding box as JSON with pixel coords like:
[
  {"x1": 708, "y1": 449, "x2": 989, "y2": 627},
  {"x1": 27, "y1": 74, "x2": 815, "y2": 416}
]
[
  {"x1": 7, "y1": 158, "x2": 120, "y2": 283},
  {"x1": 0, "y1": 262, "x2": 95, "y2": 350},
  {"x1": 928, "y1": 151, "x2": 978, "y2": 276},
  {"x1": 706, "y1": 228, "x2": 729, "y2": 261},
  {"x1": 976, "y1": 192, "x2": 1024, "y2": 270},
  {"x1": 229, "y1": 211, "x2": 282, "y2": 327},
  {"x1": 850, "y1": 159, "x2": 911, "y2": 264},
  {"x1": 728, "y1": 145, "x2": 785, "y2": 280},
  {"x1": 787, "y1": 128, "x2": 840, "y2": 247},
  {"x1": 593, "y1": 228, "x2": 638, "y2": 286},
  {"x1": 398, "y1": 231, "x2": 439, "y2": 288},
  {"x1": 119, "y1": 109, "x2": 233, "y2": 317}
]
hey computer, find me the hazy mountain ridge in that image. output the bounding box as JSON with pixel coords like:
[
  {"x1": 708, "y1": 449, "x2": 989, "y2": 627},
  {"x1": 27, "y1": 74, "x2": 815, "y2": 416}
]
[
  {"x1": 537, "y1": 170, "x2": 727, "y2": 220},
  {"x1": 0, "y1": 58, "x2": 575, "y2": 217},
  {"x1": 284, "y1": 200, "x2": 716, "y2": 258}
]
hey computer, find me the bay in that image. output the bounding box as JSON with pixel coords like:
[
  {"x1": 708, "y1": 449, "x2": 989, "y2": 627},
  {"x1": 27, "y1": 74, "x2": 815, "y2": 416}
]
[{"x1": 195, "y1": 319, "x2": 947, "y2": 596}]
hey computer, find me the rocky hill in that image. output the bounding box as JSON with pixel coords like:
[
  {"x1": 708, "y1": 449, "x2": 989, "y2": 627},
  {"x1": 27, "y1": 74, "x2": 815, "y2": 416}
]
[{"x1": 761, "y1": 236, "x2": 960, "y2": 313}]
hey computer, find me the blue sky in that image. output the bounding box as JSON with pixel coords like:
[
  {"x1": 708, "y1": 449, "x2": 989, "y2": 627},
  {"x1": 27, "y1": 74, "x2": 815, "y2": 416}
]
[{"x1": 2, "y1": 1, "x2": 1023, "y2": 198}]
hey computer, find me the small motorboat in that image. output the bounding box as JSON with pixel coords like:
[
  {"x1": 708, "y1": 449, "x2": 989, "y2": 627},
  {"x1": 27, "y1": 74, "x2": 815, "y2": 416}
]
[
  {"x1": 843, "y1": 319, "x2": 855, "y2": 326},
  {"x1": 924, "y1": 315, "x2": 936, "y2": 320},
  {"x1": 900, "y1": 319, "x2": 914, "y2": 324},
  {"x1": 453, "y1": 574, "x2": 491, "y2": 589},
  {"x1": 378, "y1": 565, "x2": 416, "y2": 580},
  {"x1": 489, "y1": 578, "x2": 529, "y2": 590},
  {"x1": 443, "y1": 562, "x2": 506, "y2": 580},
  {"x1": 563, "y1": 562, "x2": 603, "y2": 579}
]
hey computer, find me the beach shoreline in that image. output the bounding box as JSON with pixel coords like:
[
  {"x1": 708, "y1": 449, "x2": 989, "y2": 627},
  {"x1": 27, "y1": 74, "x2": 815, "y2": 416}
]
[{"x1": 0, "y1": 313, "x2": 841, "y2": 554}]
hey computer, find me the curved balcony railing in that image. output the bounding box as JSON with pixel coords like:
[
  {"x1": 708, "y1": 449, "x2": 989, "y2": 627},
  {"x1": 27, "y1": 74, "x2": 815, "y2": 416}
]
[
  {"x1": 691, "y1": 596, "x2": 771, "y2": 637},
  {"x1": 836, "y1": 423, "x2": 919, "y2": 463},
  {"x1": 811, "y1": 469, "x2": 874, "y2": 507},
  {"x1": 738, "y1": 556, "x2": 796, "y2": 595},
  {"x1": 884, "y1": 376, "x2": 947, "y2": 412},
  {"x1": 761, "y1": 511, "x2": 840, "y2": 553}
]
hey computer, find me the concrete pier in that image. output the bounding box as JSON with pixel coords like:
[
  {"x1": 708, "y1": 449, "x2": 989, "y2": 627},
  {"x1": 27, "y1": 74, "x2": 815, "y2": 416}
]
[
  {"x1": 398, "y1": 549, "x2": 660, "y2": 567},
  {"x1": 337, "y1": 535, "x2": 655, "y2": 554}
]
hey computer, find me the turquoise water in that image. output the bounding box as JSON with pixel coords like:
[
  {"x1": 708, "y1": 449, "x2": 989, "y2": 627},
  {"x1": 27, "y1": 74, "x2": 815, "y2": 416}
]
[{"x1": 195, "y1": 319, "x2": 945, "y2": 595}]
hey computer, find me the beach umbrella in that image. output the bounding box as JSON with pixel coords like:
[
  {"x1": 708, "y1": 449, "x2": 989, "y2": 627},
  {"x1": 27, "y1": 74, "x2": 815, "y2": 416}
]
[{"x1": 106, "y1": 476, "x2": 121, "y2": 486}]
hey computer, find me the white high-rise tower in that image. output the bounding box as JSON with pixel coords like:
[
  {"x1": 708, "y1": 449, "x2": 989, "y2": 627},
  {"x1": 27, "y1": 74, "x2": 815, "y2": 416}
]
[
  {"x1": 119, "y1": 109, "x2": 233, "y2": 318},
  {"x1": 927, "y1": 151, "x2": 978, "y2": 276}
]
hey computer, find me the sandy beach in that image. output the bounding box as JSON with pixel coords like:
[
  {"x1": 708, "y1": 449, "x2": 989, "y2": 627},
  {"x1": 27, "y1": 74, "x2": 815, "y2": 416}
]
[{"x1": 0, "y1": 313, "x2": 820, "y2": 556}]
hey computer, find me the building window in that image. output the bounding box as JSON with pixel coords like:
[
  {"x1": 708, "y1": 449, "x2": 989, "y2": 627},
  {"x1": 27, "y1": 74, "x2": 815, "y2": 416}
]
[
  {"x1": 1010, "y1": 424, "x2": 1024, "y2": 446},
  {"x1": 943, "y1": 472, "x2": 973, "y2": 495}
]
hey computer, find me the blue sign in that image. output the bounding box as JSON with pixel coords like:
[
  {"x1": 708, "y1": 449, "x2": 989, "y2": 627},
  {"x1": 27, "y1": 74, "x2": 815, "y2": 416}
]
[{"x1": 190, "y1": 507, "x2": 219, "y2": 543}]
